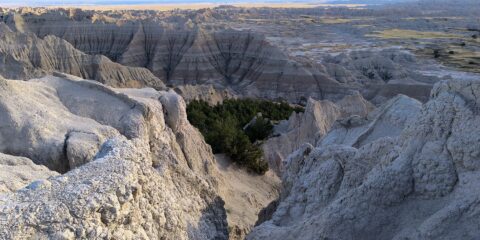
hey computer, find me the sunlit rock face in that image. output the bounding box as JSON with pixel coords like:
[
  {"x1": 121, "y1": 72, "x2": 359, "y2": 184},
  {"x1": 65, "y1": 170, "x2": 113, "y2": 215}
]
[
  {"x1": 0, "y1": 153, "x2": 59, "y2": 194},
  {"x1": 0, "y1": 74, "x2": 228, "y2": 239}
]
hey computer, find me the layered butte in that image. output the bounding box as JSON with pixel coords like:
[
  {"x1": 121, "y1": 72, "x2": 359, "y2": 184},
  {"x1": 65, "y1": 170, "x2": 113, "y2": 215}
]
[{"x1": 1, "y1": 9, "x2": 354, "y2": 102}]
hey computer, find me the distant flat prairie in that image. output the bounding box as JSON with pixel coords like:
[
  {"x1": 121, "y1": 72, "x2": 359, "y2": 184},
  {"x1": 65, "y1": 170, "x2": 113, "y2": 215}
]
[
  {"x1": 368, "y1": 29, "x2": 461, "y2": 39},
  {"x1": 45, "y1": 3, "x2": 364, "y2": 11}
]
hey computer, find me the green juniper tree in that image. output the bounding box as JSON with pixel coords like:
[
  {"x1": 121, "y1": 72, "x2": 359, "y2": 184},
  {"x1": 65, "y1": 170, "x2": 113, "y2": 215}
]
[{"x1": 187, "y1": 99, "x2": 303, "y2": 174}]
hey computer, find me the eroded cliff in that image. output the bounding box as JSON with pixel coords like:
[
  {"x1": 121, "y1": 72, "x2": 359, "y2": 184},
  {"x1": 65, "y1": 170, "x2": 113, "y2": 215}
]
[
  {"x1": 249, "y1": 78, "x2": 480, "y2": 239},
  {"x1": 0, "y1": 74, "x2": 227, "y2": 239}
]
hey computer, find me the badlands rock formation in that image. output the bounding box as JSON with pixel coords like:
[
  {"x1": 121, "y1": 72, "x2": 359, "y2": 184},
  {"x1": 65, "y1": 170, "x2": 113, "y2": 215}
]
[
  {"x1": 0, "y1": 23, "x2": 164, "y2": 89},
  {"x1": 323, "y1": 49, "x2": 437, "y2": 103},
  {"x1": 1, "y1": 8, "x2": 446, "y2": 103},
  {"x1": 249, "y1": 78, "x2": 480, "y2": 239},
  {"x1": 174, "y1": 84, "x2": 237, "y2": 105},
  {"x1": 0, "y1": 153, "x2": 58, "y2": 194},
  {"x1": 2, "y1": 8, "x2": 453, "y2": 104},
  {"x1": 263, "y1": 92, "x2": 375, "y2": 174},
  {"x1": 1, "y1": 9, "x2": 348, "y2": 102},
  {"x1": 320, "y1": 94, "x2": 421, "y2": 148},
  {"x1": 0, "y1": 74, "x2": 228, "y2": 239},
  {"x1": 0, "y1": 6, "x2": 478, "y2": 240}
]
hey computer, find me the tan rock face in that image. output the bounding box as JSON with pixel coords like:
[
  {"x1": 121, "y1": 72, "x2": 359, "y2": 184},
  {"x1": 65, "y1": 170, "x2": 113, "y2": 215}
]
[
  {"x1": 248, "y1": 79, "x2": 480, "y2": 240},
  {"x1": 0, "y1": 75, "x2": 228, "y2": 239},
  {"x1": 0, "y1": 153, "x2": 58, "y2": 194},
  {"x1": 335, "y1": 92, "x2": 376, "y2": 117},
  {"x1": 0, "y1": 76, "x2": 6, "y2": 89}
]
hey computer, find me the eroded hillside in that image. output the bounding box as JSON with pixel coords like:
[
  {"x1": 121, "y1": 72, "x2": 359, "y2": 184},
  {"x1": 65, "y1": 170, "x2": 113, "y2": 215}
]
[
  {"x1": 1, "y1": 2, "x2": 480, "y2": 240},
  {"x1": 2, "y1": 6, "x2": 463, "y2": 103}
]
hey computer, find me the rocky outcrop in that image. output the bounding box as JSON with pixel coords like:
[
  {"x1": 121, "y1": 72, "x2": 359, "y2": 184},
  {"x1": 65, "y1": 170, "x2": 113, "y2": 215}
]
[
  {"x1": 0, "y1": 74, "x2": 228, "y2": 239},
  {"x1": 0, "y1": 153, "x2": 58, "y2": 194},
  {"x1": 262, "y1": 99, "x2": 341, "y2": 174},
  {"x1": 1, "y1": 8, "x2": 446, "y2": 104},
  {"x1": 320, "y1": 94, "x2": 421, "y2": 148},
  {"x1": 174, "y1": 84, "x2": 237, "y2": 105},
  {"x1": 0, "y1": 75, "x2": 118, "y2": 172},
  {"x1": 1, "y1": 10, "x2": 349, "y2": 102},
  {"x1": 263, "y1": 93, "x2": 375, "y2": 174},
  {"x1": 335, "y1": 92, "x2": 377, "y2": 117},
  {"x1": 248, "y1": 78, "x2": 480, "y2": 239},
  {"x1": 0, "y1": 23, "x2": 165, "y2": 89},
  {"x1": 323, "y1": 49, "x2": 438, "y2": 103}
]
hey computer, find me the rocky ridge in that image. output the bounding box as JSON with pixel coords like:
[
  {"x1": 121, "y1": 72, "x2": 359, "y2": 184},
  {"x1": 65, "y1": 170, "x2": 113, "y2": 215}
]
[
  {"x1": 323, "y1": 49, "x2": 437, "y2": 103},
  {"x1": 0, "y1": 6, "x2": 478, "y2": 240},
  {"x1": 0, "y1": 74, "x2": 228, "y2": 239},
  {"x1": 1, "y1": 8, "x2": 453, "y2": 104},
  {"x1": 174, "y1": 84, "x2": 237, "y2": 105},
  {"x1": 0, "y1": 23, "x2": 165, "y2": 89},
  {"x1": 0, "y1": 9, "x2": 353, "y2": 102},
  {"x1": 263, "y1": 92, "x2": 375, "y2": 175},
  {"x1": 0, "y1": 153, "x2": 58, "y2": 194},
  {"x1": 248, "y1": 78, "x2": 480, "y2": 239}
]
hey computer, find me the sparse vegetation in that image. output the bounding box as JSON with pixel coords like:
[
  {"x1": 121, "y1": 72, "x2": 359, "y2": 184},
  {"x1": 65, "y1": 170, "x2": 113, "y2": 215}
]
[
  {"x1": 187, "y1": 99, "x2": 303, "y2": 174},
  {"x1": 418, "y1": 44, "x2": 480, "y2": 73},
  {"x1": 369, "y1": 29, "x2": 460, "y2": 39}
]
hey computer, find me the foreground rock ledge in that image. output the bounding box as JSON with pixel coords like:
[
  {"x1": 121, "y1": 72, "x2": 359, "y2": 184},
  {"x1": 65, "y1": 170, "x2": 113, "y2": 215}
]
[{"x1": 0, "y1": 75, "x2": 228, "y2": 239}]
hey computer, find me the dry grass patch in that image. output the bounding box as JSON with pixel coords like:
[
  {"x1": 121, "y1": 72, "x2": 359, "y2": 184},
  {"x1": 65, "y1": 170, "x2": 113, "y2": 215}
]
[
  {"x1": 318, "y1": 18, "x2": 355, "y2": 24},
  {"x1": 369, "y1": 29, "x2": 460, "y2": 39}
]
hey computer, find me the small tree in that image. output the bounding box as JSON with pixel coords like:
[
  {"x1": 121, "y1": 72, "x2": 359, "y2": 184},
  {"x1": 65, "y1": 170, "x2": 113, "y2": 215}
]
[
  {"x1": 245, "y1": 117, "x2": 273, "y2": 142},
  {"x1": 187, "y1": 99, "x2": 303, "y2": 174}
]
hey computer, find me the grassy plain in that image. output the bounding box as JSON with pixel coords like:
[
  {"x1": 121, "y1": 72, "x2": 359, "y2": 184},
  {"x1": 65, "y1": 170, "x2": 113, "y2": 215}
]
[{"x1": 369, "y1": 29, "x2": 461, "y2": 39}]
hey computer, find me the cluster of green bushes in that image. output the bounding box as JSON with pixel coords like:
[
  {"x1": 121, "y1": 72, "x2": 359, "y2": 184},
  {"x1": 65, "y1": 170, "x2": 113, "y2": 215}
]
[{"x1": 187, "y1": 99, "x2": 303, "y2": 174}]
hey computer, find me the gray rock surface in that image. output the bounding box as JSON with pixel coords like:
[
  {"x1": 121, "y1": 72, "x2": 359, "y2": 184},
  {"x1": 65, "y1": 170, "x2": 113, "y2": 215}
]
[
  {"x1": 0, "y1": 153, "x2": 58, "y2": 194},
  {"x1": 323, "y1": 49, "x2": 438, "y2": 103},
  {"x1": 0, "y1": 75, "x2": 119, "y2": 172},
  {"x1": 0, "y1": 6, "x2": 478, "y2": 240},
  {"x1": 248, "y1": 78, "x2": 480, "y2": 239},
  {"x1": 174, "y1": 84, "x2": 237, "y2": 105},
  {"x1": 1, "y1": 7, "x2": 455, "y2": 105},
  {"x1": 0, "y1": 23, "x2": 165, "y2": 89},
  {"x1": 0, "y1": 74, "x2": 228, "y2": 239},
  {"x1": 320, "y1": 94, "x2": 422, "y2": 148},
  {"x1": 263, "y1": 93, "x2": 375, "y2": 175},
  {"x1": 1, "y1": 9, "x2": 349, "y2": 102}
]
